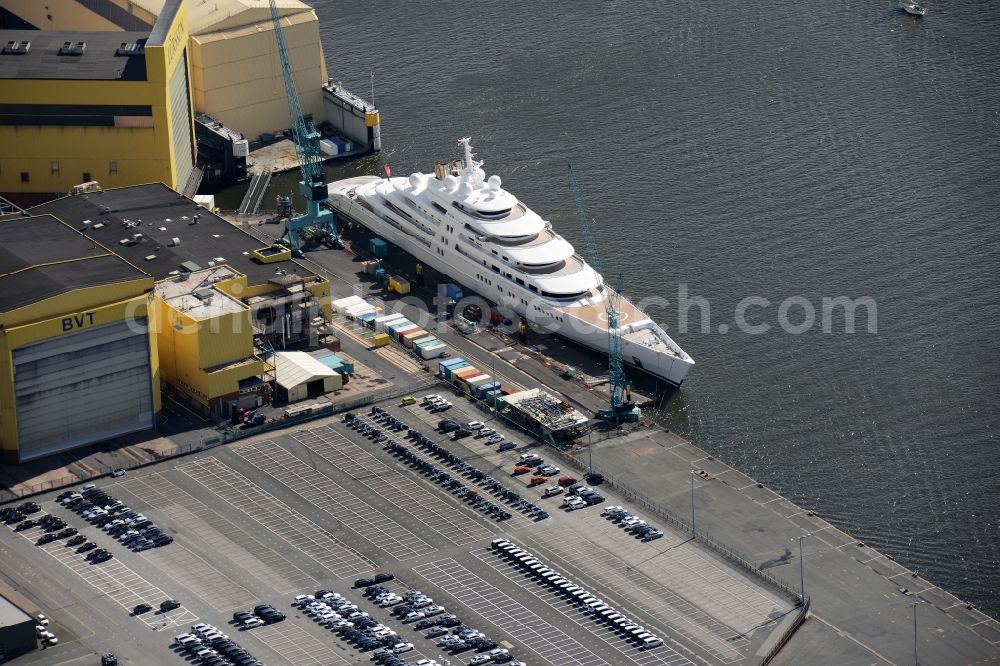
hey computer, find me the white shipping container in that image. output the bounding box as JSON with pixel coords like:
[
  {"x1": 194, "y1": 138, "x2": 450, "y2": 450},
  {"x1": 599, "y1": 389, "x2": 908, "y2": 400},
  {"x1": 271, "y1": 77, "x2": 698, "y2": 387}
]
[
  {"x1": 332, "y1": 295, "x2": 366, "y2": 314},
  {"x1": 418, "y1": 343, "x2": 447, "y2": 360},
  {"x1": 374, "y1": 312, "x2": 407, "y2": 332}
]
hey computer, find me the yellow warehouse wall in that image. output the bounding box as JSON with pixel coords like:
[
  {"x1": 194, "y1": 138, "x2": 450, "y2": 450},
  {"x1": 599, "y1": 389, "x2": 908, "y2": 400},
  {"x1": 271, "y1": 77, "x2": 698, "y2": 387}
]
[
  {"x1": 189, "y1": 12, "x2": 327, "y2": 139},
  {"x1": 196, "y1": 309, "x2": 255, "y2": 369},
  {"x1": 0, "y1": 292, "x2": 161, "y2": 458},
  {"x1": 0, "y1": 0, "x2": 194, "y2": 195},
  {"x1": 155, "y1": 286, "x2": 264, "y2": 406},
  {"x1": 0, "y1": 278, "x2": 153, "y2": 331}
]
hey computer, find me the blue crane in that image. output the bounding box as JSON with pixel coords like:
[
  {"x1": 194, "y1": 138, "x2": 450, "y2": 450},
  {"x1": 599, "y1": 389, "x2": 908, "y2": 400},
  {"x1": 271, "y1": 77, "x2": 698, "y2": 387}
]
[
  {"x1": 567, "y1": 163, "x2": 636, "y2": 423},
  {"x1": 268, "y1": 0, "x2": 340, "y2": 255}
]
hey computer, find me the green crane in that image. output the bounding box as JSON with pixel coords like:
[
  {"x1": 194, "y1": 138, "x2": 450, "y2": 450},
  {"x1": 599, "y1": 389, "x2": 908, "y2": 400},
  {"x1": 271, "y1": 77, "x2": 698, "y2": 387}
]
[
  {"x1": 567, "y1": 163, "x2": 636, "y2": 423},
  {"x1": 268, "y1": 0, "x2": 340, "y2": 255}
]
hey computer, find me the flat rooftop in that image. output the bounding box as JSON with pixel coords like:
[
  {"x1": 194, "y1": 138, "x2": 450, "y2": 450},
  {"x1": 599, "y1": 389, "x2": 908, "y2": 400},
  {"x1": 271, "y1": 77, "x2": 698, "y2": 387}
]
[
  {"x1": 0, "y1": 30, "x2": 148, "y2": 81},
  {"x1": 0, "y1": 213, "x2": 149, "y2": 313},
  {"x1": 27, "y1": 183, "x2": 318, "y2": 287},
  {"x1": 154, "y1": 266, "x2": 246, "y2": 321},
  {"x1": 0, "y1": 594, "x2": 32, "y2": 628}
]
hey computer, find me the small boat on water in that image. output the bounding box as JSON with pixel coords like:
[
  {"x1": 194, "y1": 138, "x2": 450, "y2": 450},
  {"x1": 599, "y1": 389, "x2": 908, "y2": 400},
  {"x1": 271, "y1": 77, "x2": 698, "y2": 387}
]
[{"x1": 900, "y1": 0, "x2": 926, "y2": 15}]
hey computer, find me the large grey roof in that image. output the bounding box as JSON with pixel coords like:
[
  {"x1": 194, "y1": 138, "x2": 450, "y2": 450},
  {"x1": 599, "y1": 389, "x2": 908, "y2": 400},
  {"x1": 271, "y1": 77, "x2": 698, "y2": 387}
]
[
  {"x1": 0, "y1": 214, "x2": 149, "y2": 313},
  {"x1": 0, "y1": 29, "x2": 148, "y2": 81},
  {"x1": 28, "y1": 183, "x2": 312, "y2": 286}
]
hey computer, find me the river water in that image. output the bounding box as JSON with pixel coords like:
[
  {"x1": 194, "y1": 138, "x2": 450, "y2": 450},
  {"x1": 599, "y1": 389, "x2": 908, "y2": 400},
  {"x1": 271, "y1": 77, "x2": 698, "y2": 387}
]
[{"x1": 219, "y1": 0, "x2": 1000, "y2": 615}]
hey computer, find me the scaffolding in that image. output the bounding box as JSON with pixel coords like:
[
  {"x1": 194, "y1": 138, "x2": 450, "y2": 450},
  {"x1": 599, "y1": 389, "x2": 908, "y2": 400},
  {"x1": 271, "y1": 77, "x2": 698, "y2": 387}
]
[{"x1": 502, "y1": 388, "x2": 589, "y2": 439}]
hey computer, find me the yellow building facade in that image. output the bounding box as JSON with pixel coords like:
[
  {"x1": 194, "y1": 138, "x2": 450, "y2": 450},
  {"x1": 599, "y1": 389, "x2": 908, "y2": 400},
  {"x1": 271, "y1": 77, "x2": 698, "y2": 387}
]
[
  {"x1": 0, "y1": 0, "x2": 195, "y2": 199},
  {"x1": 153, "y1": 266, "x2": 270, "y2": 416},
  {"x1": 0, "y1": 214, "x2": 160, "y2": 464}
]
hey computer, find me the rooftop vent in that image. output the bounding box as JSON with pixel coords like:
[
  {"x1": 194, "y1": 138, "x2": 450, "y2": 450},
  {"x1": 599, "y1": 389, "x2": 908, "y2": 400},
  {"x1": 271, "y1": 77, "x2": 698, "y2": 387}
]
[
  {"x1": 59, "y1": 41, "x2": 86, "y2": 56},
  {"x1": 2, "y1": 40, "x2": 30, "y2": 55},
  {"x1": 115, "y1": 41, "x2": 145, "y2": 56},
  {"x1": 168, "y1": 237, "x2": 181, "y2": 247},
  {"x1": 194, "y1": 288, "x2": 214, "y2": 301}
]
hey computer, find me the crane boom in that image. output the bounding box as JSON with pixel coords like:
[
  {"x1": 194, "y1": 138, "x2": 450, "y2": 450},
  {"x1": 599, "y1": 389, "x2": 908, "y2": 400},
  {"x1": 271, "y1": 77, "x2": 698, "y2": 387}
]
[
  {"x1": 269, "y1": 1, "x2": 322, "y2": 187},
  {"x1": 268, "y1": 0, "x2": 340, "y2": 254},
  {"x1": 567, "y1": 163, "x2": 634, "y2": 423}
]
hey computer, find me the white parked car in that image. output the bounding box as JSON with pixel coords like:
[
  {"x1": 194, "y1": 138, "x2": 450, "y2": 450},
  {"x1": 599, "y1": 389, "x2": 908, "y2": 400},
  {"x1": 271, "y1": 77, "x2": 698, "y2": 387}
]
[
  {"x1": 393, "y1": 642, "x2": 414, "y2": 653},
  {"x1": 467, "y1": 421, "x2": 485, "y2": 430},
  {"x1": 241, "y1": 617, "x2": 264, "y2": 629}
]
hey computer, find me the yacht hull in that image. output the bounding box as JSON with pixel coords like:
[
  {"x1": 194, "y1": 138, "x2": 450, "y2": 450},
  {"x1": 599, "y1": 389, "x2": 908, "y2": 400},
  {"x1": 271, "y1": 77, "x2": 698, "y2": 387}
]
[{"x1": 328, "y1": 177, "x2": 694, "y2": 387}]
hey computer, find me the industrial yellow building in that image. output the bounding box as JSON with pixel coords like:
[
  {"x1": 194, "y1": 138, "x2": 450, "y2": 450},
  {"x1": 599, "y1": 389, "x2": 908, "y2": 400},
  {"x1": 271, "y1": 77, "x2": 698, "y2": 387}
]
[
  {"x1": 154, "y1": 266, "x2": 270, "y2": 416},
  {"x1": 0, "y1": 212, "x2": 160, "y2": 464},
  {"x1": 1, "y1": 0, "x2": 328, "y2": 142},
  {"x1": 0, "y1": 0, "x2": 196, "y2": 201},
  {"x1": 28, "y1": 182, "x2": 332, "y2": 420}
]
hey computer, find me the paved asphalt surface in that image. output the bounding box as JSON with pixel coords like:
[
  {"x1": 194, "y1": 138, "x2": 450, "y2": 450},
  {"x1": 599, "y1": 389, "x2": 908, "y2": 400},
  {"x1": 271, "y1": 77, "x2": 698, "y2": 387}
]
[{"x1": 0, "y1": 396, "x2": 793, "y2": 666}]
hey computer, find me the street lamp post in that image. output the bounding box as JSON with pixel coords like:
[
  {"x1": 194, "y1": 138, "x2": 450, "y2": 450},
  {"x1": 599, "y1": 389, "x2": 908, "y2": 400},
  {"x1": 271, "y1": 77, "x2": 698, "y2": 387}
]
[
  {"x1": 791, "y1": 533, "x2": 812, "y2": 605},
  {"x1": 909, "y1": 600, "x2": 924, "y2": 665},
  {"x1": 690, "y1": 470, "x2": 696, "y2": 536},
  {"x1": 588, "y1": 427, "x2": 594, "y2": 476}
]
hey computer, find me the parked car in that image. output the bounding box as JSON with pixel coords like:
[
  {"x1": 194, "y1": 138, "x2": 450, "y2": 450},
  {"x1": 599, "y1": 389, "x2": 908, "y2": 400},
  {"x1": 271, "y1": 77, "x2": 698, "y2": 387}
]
[
  {"x1": 111, "y1": 468, "x2": 126, "y2": 478},
  {"x1": 132, "y1": 603, "x2": 152, "y2": 615},
  {"x1": 159, "y1": 599, "x2": 181, "y2": 612},
  {"x1": 542, "y1": 486, "x2": 563, "y2": 498}
]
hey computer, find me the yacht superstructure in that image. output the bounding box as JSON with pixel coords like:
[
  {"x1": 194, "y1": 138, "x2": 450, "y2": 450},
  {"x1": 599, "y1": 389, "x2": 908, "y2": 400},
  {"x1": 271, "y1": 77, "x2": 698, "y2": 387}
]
[{"x1": 327, "y1": 139, "x2": 694, "y2": 387}]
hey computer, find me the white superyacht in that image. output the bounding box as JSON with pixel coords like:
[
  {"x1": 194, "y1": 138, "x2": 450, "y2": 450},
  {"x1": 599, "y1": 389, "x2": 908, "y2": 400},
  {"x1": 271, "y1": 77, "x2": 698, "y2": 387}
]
[{"x1": 327, "y1": 139, "x2": 694, "y2": 387}]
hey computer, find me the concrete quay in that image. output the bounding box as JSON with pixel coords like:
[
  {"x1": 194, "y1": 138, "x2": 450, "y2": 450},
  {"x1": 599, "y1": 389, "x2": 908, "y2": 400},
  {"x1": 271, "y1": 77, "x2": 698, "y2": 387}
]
[{"x1": 249, "y1": 224, "x2": 1000, "y2": 665}]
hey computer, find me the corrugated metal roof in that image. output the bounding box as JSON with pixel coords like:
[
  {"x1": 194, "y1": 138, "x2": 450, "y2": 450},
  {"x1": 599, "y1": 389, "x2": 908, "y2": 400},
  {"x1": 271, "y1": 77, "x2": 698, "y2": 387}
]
[{"x1": 275, "y1": 351, "x2": 338, "y2": 389}]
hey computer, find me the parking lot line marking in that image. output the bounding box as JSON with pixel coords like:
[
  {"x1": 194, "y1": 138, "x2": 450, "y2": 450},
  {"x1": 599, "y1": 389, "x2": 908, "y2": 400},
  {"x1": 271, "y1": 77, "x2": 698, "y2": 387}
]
[
  {"x1": 236, "y1": 440, "x2": 437, "y2": 560},
  {"x1": 177, "y1": 457, "x2": 375, "y2": 578},
  {"x1": 518, "y1": 522, "x2": 787, "y2": 664},
  {"x1": 144, "y1": 542, "x2": 257, "y2": 613},
  {"x1": 414, "y1": 557, "x2": 612, "y2": 666},
  {"x1": 113, "y1": 472, "x2": 316, "y2": 593},
  {"x1": 294, "y1": 424, "x2": 498, "y2": 545},
  {"x1": 250, "y1": 621, "x2": 350, "y2": 666},
  {"x1": 5, "y1": 516, "x2": 197, "y2": 631},
  {"x1": 472, "y1": 548, "x2": 699, "y2": 666}
]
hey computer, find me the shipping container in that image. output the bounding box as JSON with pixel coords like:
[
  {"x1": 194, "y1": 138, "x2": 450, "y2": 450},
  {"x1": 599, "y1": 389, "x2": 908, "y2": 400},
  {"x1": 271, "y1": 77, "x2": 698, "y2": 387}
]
[
  {"x1": 400, "y1": 329, "x2": 428, "y2": 348},
  {"x1": 441, "y1": 361, "x2": 470, "y2": 380},
  {"x1": 453, "y1": 367, "x2": 481, "y2": 382},
  {"x1": 467, "y1": 374, "x2": 493, "y2": 388},
  {"x1": 414, "y1": 336, "x2": 438, "y2": 348},
  {"x1": 387, "y1": 276, "x2": 411, "y2": 295},
  {"x1": 357, "y1": 312, "x2": 377, "y2": 329},
  {"x1": 392, "y1": 323, "x2": 419, "y2": 340},
  {"x1": 386, "y1": 320, "x2": 415, "y2": 336},
  {"x1": 332, "y1": 295, "x2": 366, "y2": 315},
  {"x1": 346, "y1": 305, "x2": 376, "y2": 320},
  {"x1": 374, "y1": 313, "x2": 407, "y2": 332},
  {"x1": 476, "y1": 381, "x2": 502, "y2": 398},
  {"x1": 417, "y1": 343, "x2": 447, "y2": 360},
  {"x1": 439, "y1": 357, "x2": 467, "y2": 368},
  {"x1": 369, "y1": 238, "x2": 389, "y2": 258},
  {"x1": 442, "y1": 283, "x2": 463, "y2": 300},
  {"x1": 373, "y1": 333, "x2": 391, "y2": 348}
]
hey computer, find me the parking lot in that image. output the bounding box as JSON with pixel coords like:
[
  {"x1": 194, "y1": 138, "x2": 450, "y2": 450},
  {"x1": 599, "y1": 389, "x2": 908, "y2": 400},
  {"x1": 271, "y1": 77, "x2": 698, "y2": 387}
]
[{"x1": 0, "y1": 389, "x2": 793, "y2": 666}]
